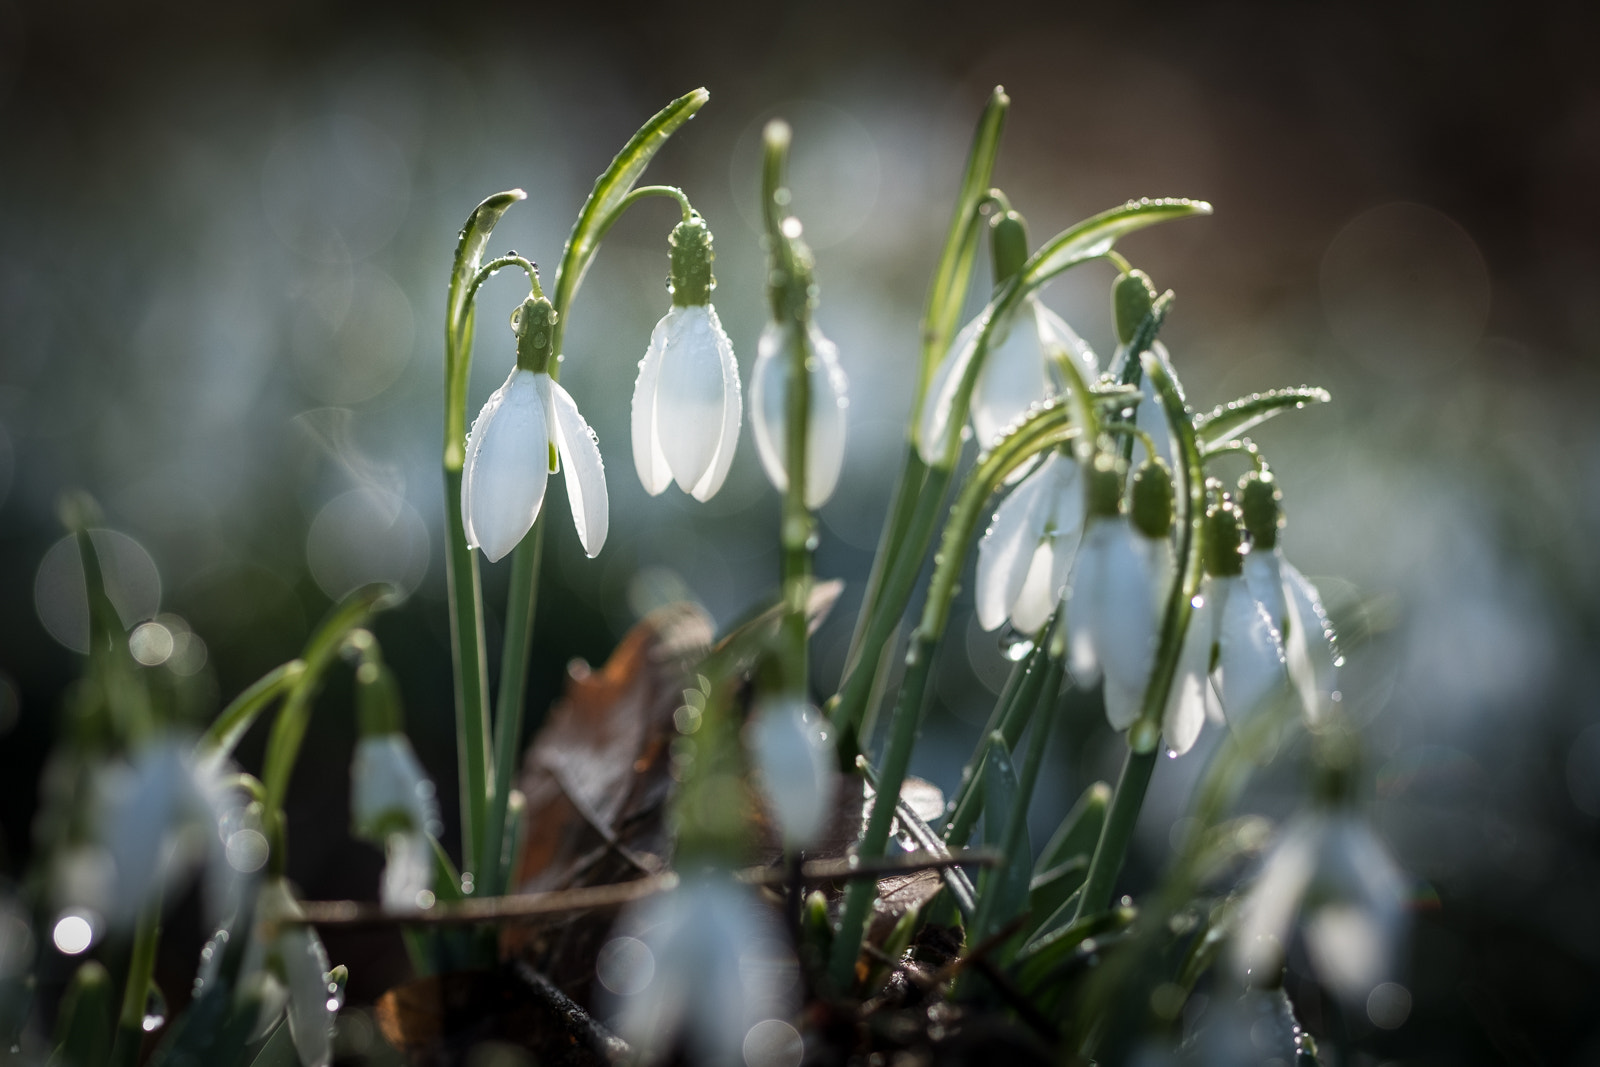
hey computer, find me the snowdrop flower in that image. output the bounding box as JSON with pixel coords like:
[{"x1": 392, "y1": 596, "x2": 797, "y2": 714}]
[
  {"x1": 918, "y1": 298, "x2": 1097, "y2": 464},
  {"x1": 461, "y1": 295, "x2": 608, "y2": 562},
  {"x1": 632, "y1": 216, "x2": 742, "y2": 501},
  {"x1": 1067, "y1": 455, "x2": 1175, "y2": 732},
  {"x1": 1233, "y1": 811, "x2": 1407, "y2": 1005},
  {"x1": 750, "y1": 320, "x2": 848, "y2": 508},
  {"x1": 748, "y1": 697, "x2": 837, "y2": 850},
  {"x1": 602, "y1": 873, "x2": 796, "y2": 1066},
  {"x1": 1163, "y1": 503, "x2": 1290, "y2": 754},
  {"x1": 350, "y1": 734, "x2": 440, "y2": 912},
  {"x1": 975, "y1": 450, "x2": 1085, "y2": 634},
  {"x1": 1239, "y1": 472, "x2": 1341, "y2": 723},
  {"x1": 238, "y1": 878, "x2": 338, "y2": 1067}
]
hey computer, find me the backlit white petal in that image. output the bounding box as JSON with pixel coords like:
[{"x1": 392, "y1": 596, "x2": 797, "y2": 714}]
[
  {"x1": 1213, "y1": 575, "x2": 1288, "y2": 728},
  {"x1": 917, "y1": 315, "x2": 982, "y2": 464},
  {"x1": 975, "y1": 455, "x2": 1058, "y2": 631},
  {"x1": 749, "y1": 698, "x2": 837, "y2": 849},
  {"x1": 1233, "y1": 816, "x2": 1319, "y2": 984},
  {"x1": 1033, "y1": 300, "x2": 1099, "y2": 383},
  {"x1": 544, "y1": 376, "x2": 609, "y2": 557},
  {"x1": 1243, "y1": 550, "x2": 1289, "y2": 636},
  {"x1": 1103, "y1": 674, "x2": 1142, "y2": 731},
  {"x1": 750, "y1": 322, "x2": 848, "y2": 508},
  {"x1": 631, "y1": 315, "x2": 673, "y2": 495},
  {"x1": 461, "y1": 368, "x2": 549, "y2": 563},
  {"x1": 1163, "y1": 590, "x2": 1214, "y2": 756},
  {"x1": 351, "y1": 735, "x2": 439, "y2": 839},
  {"x1": 1066, "y1": 524, "x2": 1106, "y2": 686},
  {"x1": 380, "y1": 833, "x2": 434, "y2": 913},
  {"x1": 1092, "y1": 520, "x2": 1161, "y2": 695},
  {"x1": 690, "y1": 307, "x2": 743, "y2": 501},
  {"x1": 972, "y1": 304, "x2": 1050, "y2": 449},
  {"x1": 655, "y1": 306, "x2": 729, "y2": 494},
  {"x1": 1132, "y1": 342, "x2": 1179, "y2": 471},
  {"x1": 1009, "y1": 544, "x2": 1059, "y2": 635},
  {"x1": 1280, "y1": 556, "x2": 1340, "y2": 723}
]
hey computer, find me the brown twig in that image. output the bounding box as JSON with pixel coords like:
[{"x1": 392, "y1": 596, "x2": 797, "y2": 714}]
[{"x1": 292, "y1": 849, "x2": 999, "y2": 929}]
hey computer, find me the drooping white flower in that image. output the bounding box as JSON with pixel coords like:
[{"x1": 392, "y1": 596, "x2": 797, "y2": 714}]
[
  {"x1": 1244, "y1": 548, "x2": 1340, "y2": 724},
  {"x1": 350, "y1": 734, "x2": 441, "y2": 912},
  {"x1": 238, "y1": 878, "x2": 338, "y2": 1067},
  {"x1": 632, "y1": 304, "x2": 741, "y2": 502},
  {"x1": 461, "y1": 367, "x2": 608, "y2": 562},
  {"x1": 975, "y1": 451, "x2": 1084, "y2": 635},
  {"x1": 918, "y1": 296, "x2": 1097, "y2": 464},
  {"x1": 750, "y1": 320, "x2": 848, "y2": 508},
  {"x1": 1233, "y1": 812, "x2": 1408, "y2": 1005},
  {"x1": 1128, "y1": 341, "x2": 1180, "y2": 472},
  {"x1": 748, "y1": 697, "x2": 837, "y2": 850},
  {"x1": 1163, "y1": 572, "x2": 1289, "y2": 754},
  {"x1": 602, "y1": 873, "x2": 795, "y2": 1066},
  {"x1": 1067, "y1": 516, "x2": 1173, "y2": 732}
]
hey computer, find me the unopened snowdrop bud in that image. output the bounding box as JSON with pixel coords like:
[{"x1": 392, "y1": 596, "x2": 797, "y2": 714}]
[
  {"x1": 1233, "y1": 812, "x2": 1407, "y2": 1006},
  {"x1": 990, "y1": 209, "x2": 1029, "y2": 285},
  {"x1": 1204, "y1": 501, "x2": 1246, "y2": 578},
  {"x1": 750, "y1": 320, "x2": 848, "y2": 508},
  {"x1": 1239, "y1": 470, "x2": 1283, "y2": 551},
  {"x1": 603, "y1": 873, "x2": 795, "y2": 1066},
  {"x1": 462, "y1": 297, "x2": 608, "y2": 561},
  {"x1": 1130, "y1": 459, "x2": 1175, "y2": 539},
  {"x1": 633, "y1": 217, "x2": 742, "y2": 502},
  {"x1": 1085, "y1": 452, "x2": 1126, "y2": 519},
  {"x1": 974, "y1": 451, "x2": 1085, "y2": 633},
  {"x1": 1113, "y1": 269, "x2": 1157, "y2": 345},
  {"x1": 748, "y1": 697, "x2": 837, "y2": 849}
]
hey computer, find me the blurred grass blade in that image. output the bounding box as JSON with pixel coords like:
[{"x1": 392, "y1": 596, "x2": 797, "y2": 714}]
[
  {"x1": 1021, "y1": 198, "x2": 1211, "y2": 291},
  {"x1": 1036, "y1": 781, "x2": 1110, "y2": 875},
  {"x1": 917, "y1": 86, "x2": 1009, "y2": 411},
  {"x1": 54, "y1": 960, "x2": 114, "y2": 1067},
  {"x1": 195, "y1": 661, "x2": 304, "y2": 765},
  {"x1": 552, "y1": 87, "x2": 709, "y2": 330},
  {"x1": 1197, "y1": 386, "x2": 1332, "y2": 452}
]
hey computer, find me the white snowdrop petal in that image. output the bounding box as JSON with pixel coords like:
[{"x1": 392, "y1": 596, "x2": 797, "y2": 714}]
[
  {"x1": 917, "y1": 315, "x2": 982, "y2": 464},
  {"x1": 1066, "y1": 524, "x2": 1107, "y2": 686},
  {"x1": 1233, "y1": 816, "x2": 1320, "y2": 984},
  {"x1": 1244, "y1": 551, "x2": 1289, "y2": 636},
  {"x1": 1032, "y1": 300, "x2": 1099, "y2": 381},
  {"x1": 689, "y1": 306, "x2": 743, "y2": 502},
  {"x1": 462, "y1": 369, "x2": 549, "y2": 563},
  {"x1": 544, "y1": 377, "x2": 609, "y2": 558},
  {"x1": 1133, "y1": 343, "x2": 1179, "y2": 471},
  {"x1": 380, "y1": 833, "x2": 434, "y2": 913},
  {"x1": 631, "y1": 314, "x2": 673, "y2": 495},
  {"x1": 971, "y1": 304, "x2": 1050, "y2": 449},
  {"x1": 1281, "y1": 557, "x2": 1340, "y2": 723},
  {"x1": 351, "y1": 735, "x2": 438, "y2": 839},
  {"x1": 1093, "y1": 521, "x2": 1161, "y2": 693},
  {"x1": 750, "y1": 322, "x2": 788, "y2": 494},
  {"x1": 749, "y1": 698, "x2": 837, "y2": 848},
  {"x1": 975, "y1": 456, "x2": 1058, "y2": 631},
  {"x1": 656, "y1": 306, "x2": 729, "y2": 494},
  {"x1": 1163, "y1": 591, "x2": 1214, "y2": 756},
  {"x1": 1009, "y1": 543, "x2": 1059, "y2": 635},
  {"x1": 1103, "y1": 674, "x2": 1142, "y2": 731},
  {"x1": 1214, "y1": 575, "x2": 1288, "y2": 727},
  {"x1": 282, "y1": 924, "x2": 334, "y2": 1067},
  {"x1": 805, "y1": 328, "x2": 849, "y2": 507}
]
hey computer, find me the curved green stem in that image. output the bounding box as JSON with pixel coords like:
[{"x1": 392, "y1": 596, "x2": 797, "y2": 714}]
[
  {"x1": 469, "y1": 255, "x2": 543, "y2": 305},
  {"x1": 194, "y1": 660, "x2": 304, "y2": 765},
  {"x1": 108, "y1": 892, "x2": 160, "y2": 1067}
]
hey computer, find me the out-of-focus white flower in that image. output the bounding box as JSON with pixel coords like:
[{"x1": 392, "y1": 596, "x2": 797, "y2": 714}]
[
  {"x1": 239, "y1": 878, "x2": 337, "y2": 1067},
  {"x1": 632, "y1": 304, "x2": 741, "y2": 502},
  {"x1": 350, "y1": 734, "x2": 441, "y2": 912},
  {"x1": 1067, "y1": 515, "x2": 1173, "y2": 732},
  {"x1": 975, "y1": 451, "x2": 1084, "y2": 635},
  {"x1": 461, "y1": 368, "x2": 608, "y2": 562},
  {"x1": 750, "y1": 321, "x2": 848, "y2": 508},
  {"x1": 602, "y1": 873, "x2": 796, "y2": 1066},
  {"x1": 1129, "y1": 341, "x2": 1180, "y2": 472},
  {"x1": 1163, "y1": 572, "x2": 1289, "y2": 754},
  {"x1": 918, "y1": 298, "x2": 1098, "y2": 463},
  {"x1": 1233, "y1": 812, "x2": 1408, "y2": 1005},
  {"x1": 1244, "y1": 548, "x2": 1340, "y2": 724},
  {"x1": 748, "y1": 697, "x2": 837, "y2": 850}
]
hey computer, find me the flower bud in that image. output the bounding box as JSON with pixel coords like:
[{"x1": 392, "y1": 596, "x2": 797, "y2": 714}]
[
  {"x1": 1113, "y1": 269, "x2": 1158, "y2": 345},
  {"x1": 1085, "y1": 452, "x2": 1126, "y2": 519},
  {"x1": 1130, "y1": 459, "x2": 1174, "y2": 539},
  {"x1": 668, "y1": 215, "x2": 715, "y2": 307},
  {"x1": 1204, "y1": 502, "x2": 1246, "y2": 577},
  {"x1": 1239, "y1": 470, "x2": 1283, "y2": 550},
  {"x1": 989, "y1": 209, "x2": 1029, "y2": 286}
]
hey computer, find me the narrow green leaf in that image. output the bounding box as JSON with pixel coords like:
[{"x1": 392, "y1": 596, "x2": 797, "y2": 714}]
[
  {"x1": 1197, "y1": 386, "x2": 1332, "y2": 451},
  {"x1": 446, "y1": 190, "x2": 526, "y2": 340},
  {"x1": 54, "y1": 960, "x2": 114, "y2": 1067},
  {"x1": 443, "y1": 190, "x2": 525, "y2": 468},
  {"x1": 195, "y1": 661, "x2": 304, "y2": 765},
  {"x1": 553, "y1": 88, "x2": 710, "y2": 331},
  {"x1": 917, "y1": 86, "x2": 1010, "y2": 406},
  {"x1": 1021, "y1": 197, "x2": 1211, "y2": 291},
  {"x1": 971, "y1": 737, "x2": 1031, "y2": 943},
  {"x1": 1036, "y1": 780, "x2": 1110, "y2": 875}
]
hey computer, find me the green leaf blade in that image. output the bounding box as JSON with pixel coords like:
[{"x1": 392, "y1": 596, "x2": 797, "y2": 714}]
[
  {"x1": 1197, "y1": 386, "x2": 1333, "y2": 451},
  {"x1": 1021, "y1": 197, "x2": 1212, "y2": 290}
]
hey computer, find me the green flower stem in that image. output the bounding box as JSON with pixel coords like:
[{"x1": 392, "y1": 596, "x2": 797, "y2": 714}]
[
  {"x1": 443, "y1": 468, "x2": 492, "y2": 879},
  {"x1": 482, "y1": 520, "x2": 544, "y2": 897},
  {"x1": 941, "y1": 635, "x2": 1052, "y2": 847},
  {"x1": 827, "y1": 411, "x2": 1076, "y2": 990},
  {"x1": 108, "y1": 893, "x2": 161, "y2": 1067},
  {"x1": 1070, "y1": 745, "x2": 1158, "y2": 924},
  {"x1": 194, "y1": 660, "x2": 304, "y2": 764},
  {"x1": 598, "y1": 185, "x2": 694, "y2": 231}
]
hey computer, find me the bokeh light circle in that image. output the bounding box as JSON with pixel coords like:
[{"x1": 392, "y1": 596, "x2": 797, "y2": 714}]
[
  {"x1": 34, "y1": 530, "x2": 161, "y2": 654},
  {"x1": 305, "y1": 488, "x2": 428, "y2": 600}
]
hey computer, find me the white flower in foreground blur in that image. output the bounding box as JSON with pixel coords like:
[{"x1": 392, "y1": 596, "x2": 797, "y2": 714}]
[
  {"x1": 602, "y1": 874, "x2": 796, "y2": 1066},
  {"x1": 1233, "y1": 812, "x2": 1408, "y2": 1005},
  {"x1": 239, "y1": 878, "x2": 337, "y2": 1067},
  {"x1": 918, "y1": 297, "x2": 1097, "y2": 464},
  {"x1": 750, "y1": 320, "x2": 848, "y2": 508},
  {"x1": 461, "y1": 368, "x2": 608, "y2": 562},
  {"x1": 350, "y1": 734, "x2": 441, "y2": 912},
  {"x1": 632, "y1": 304, "x2": 741, "y2": 501},
  {"x1": 1066, "y1": 458, "x2": 1175, "y2": 734},
  {"x1": 748, "y1": 697, "x2": 837, "y2": 850},
  {"x1": 976, "y1": 451, "x2": 1084, "y2": 635}
]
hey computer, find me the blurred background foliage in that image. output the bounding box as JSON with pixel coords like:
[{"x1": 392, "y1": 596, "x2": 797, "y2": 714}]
[{"x1": 1, "y1": 0, "x2": 1598, "y2": 1063}]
